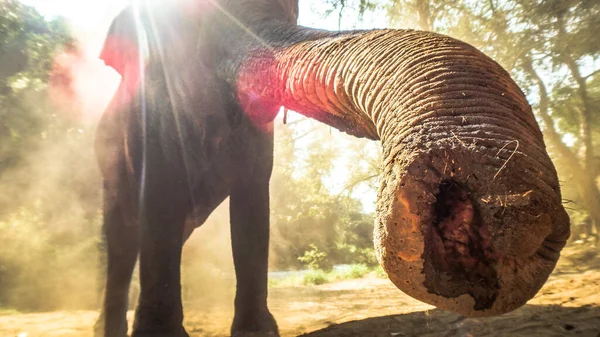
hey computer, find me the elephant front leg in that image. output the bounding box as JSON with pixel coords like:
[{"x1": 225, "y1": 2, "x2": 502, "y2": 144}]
[
  {"x1": 95, "y1": 182, "x2": 139, "y2": 337},
  {"x1": 230, "y1": 176, "x2": 279, "y2": 337},
  {"x1": 131, "y1": 189, "x2": 190, "y2": 337}
]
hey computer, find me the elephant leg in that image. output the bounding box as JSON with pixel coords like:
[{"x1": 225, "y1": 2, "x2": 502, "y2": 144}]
[
  {"x1": 95, "y1": 182, "x2": 139, "y2": 337},
  {"x1": 230, "y1": 177, "x2": 278, "y2": 337},
  {"x1": 131, "y1": 183, "x2": 190, "y2": 337},
  {"x1": 229, "y1": 127, "x2": 278, "y2": 337}
]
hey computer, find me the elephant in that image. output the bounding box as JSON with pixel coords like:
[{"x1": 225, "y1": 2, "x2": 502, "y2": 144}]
[{"x1": 94, "y1": 0, "x2": 570, "y2": 336}]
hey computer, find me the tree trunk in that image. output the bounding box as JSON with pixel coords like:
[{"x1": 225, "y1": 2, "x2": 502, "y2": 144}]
[
  {"x1": 522, "y1": 56, "x2": 600, "y2": 235},
  {"x1": 414, "y1": 0, "x2": 433, "y2": 31},
  {"x1": 574, "y1": 174, "x2": 600, "y2": 237}
]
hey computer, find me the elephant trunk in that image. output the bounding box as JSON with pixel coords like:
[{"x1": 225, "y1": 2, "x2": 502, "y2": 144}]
[{"x1": 236, "y1": 28, "x2": 570, "y2": 316}]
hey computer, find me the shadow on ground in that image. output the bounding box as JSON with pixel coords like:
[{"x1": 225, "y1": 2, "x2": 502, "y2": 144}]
[{"x1": 299, "y1": 305, "x2": 600, "y2": 337}]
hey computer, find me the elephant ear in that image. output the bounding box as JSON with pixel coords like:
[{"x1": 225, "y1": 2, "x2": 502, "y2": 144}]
[{"x1": 100, "y1": 6, "x2": 139, "y2": 77}]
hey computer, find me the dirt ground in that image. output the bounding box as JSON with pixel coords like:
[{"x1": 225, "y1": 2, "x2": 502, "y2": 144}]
[{"x1": 1, "y1": 245, "x2": 599, "y2": 337}]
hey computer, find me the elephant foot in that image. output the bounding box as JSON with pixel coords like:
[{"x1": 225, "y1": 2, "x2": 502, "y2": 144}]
[
  {"x1": 93, "y1": 315, "x2": 128, "y2": 337},
  {"x1": 232, "y1": 332, "x2": 279, "y2": 337},
  {"x1": 131, "y1": 326, "x2": 189, "y2": 337},
  {"x1": 231, "y1": 310, "x2": 279, "y2": 337}
]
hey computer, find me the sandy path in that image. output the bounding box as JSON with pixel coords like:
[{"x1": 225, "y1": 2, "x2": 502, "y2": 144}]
[{"x1": 1, "y1": 246, "x2": 598, "y2": 337}]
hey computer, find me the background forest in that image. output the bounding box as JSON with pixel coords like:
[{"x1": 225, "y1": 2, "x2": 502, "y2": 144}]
[{"x1": 0, "y1": 0, "x2": 598, "y2": 312}]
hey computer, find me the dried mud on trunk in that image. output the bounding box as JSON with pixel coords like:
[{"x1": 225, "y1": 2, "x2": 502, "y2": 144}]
[{"x1": 1, "y1": 246, "x2": 599, "y2": 337}]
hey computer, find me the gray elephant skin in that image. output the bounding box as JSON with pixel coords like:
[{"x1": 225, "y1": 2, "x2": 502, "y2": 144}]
[{"x1": 94, "y1": 0, "x2": 570, "y2": 336}]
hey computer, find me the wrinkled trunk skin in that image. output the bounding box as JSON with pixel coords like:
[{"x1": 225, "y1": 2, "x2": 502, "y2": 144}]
[{"x1": 221, "y1": 15, "x2": 570, "y2": 315}]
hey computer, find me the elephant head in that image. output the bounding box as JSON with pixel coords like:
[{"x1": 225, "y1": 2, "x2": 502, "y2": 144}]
[{"x1": 132, "y1": 0, "x2": 569, "y2": 318}]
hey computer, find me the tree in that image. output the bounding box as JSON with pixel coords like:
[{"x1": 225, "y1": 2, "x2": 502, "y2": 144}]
[
  {"x1": 0, "y1": 0, "x2": 75, "y2": 177},
  {"x1": 0, "y1": 1, "x2": 101, "y2": 310},
  {"x1": 269, "y1": 117, "x2": 377, "y2": 270}
]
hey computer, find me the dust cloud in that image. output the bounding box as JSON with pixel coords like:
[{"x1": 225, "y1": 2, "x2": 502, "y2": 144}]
[{"x1": 0, "y1": 14, "x2": 238, "y2": 314}]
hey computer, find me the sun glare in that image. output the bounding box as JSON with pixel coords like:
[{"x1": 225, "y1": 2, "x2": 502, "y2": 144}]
[
  {"x1": 16, "y1": 0, "x2": 386, "y2": 122},
  {"x1": 18, "y1": 0, "x2": 128, "y2": 121}
]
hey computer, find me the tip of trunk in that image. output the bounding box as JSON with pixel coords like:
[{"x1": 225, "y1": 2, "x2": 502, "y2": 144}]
[{"x1": 374, "y1": 146, "x2": 570, "y2": 317}]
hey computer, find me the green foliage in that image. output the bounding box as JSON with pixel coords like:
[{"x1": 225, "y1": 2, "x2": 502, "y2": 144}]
[
  {"x1": 302, "y1": 270, "x2": 329, "y2": 286},
  {"x1": 331, "y1": 263, "x2": 370, "y2": 280},
  {"x1": 372, "y1": 264, "x2": 387, "y2": 278},
  {"x1": 0, "y1": 0, "x2": 75, "y2": 176},
  {"x1": 269, "y1": 119, "x2": 378, "y2": 271},
  {"x1": 269, "y1": 264, "x2": 383, "y2": 288},
  {"x1": 298, "y1": 244, "x2": 329, "y2": 270}
]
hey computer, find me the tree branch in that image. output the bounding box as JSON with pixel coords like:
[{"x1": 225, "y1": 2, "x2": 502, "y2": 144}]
[
  {"x1": 520, "y1": 56, "x2": 582, "y2": 170},
  {"x1": 336, "y1": 173, "x2": 380, "y2": 199},
  {"x1": 487, "y1": 0, "x2": 496, "y2": 14},
  {"x1": 291, "y1": 126, "x2": 320, "y2": 142},
  {"x1": 556, "y1": 15, "x2": 595, "y2": 175},
  {"x1": 583, "y1": 68, "x2": 600, "y2": 80}
]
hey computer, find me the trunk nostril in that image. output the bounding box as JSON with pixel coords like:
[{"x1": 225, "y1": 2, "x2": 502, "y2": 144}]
[
  {"x1": 433, "y1": 180, "x2": 474, "y2": 243},
  {"x1": 424, "y1": 179, "x2": 500, "y2": 311}
]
